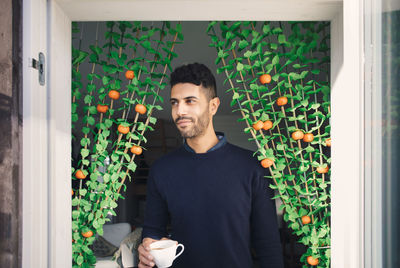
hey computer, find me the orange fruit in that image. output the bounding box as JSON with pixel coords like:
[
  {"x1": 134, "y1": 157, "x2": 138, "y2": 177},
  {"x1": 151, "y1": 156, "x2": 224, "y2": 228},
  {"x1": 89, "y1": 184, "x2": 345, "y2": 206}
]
[
  {"x1": 135, "y1": 104, "x2": 147, "y2": 115},
  {"x1": 125, "y1": 70, "x2": 135, "y2": 80},
  {"x1": 96, "y1": 104, "x2": 109, "y2": 114},
  {"x1": 276, "y1": 96, "x2": 288, "y2": 106},
  {"x1": 263, "y1": 120, "x2": 273, "y2": 130},
  {"x1": 316, "y1": 165, "x2": 329, "y2": 174},
  {"x1": 259, "y1": 74, "x2": 272, "y2": 84},
  {"x1": 261, "y1": 158, "x2": 274, "y2": 168},
  {"x1": 108, "y1": 90, "x2": 120, "y2": 100},
  {"x1": 82, "y1": 230, "x2": 93, "y2": 238},
  {"x1": 71, "y1": 189, "x2": 74, "y2": 196},
  {"x1": 325, "y1": 138, "x2": 331, "y2": 147},
  {"x1": 75, "y1": 170, "x2": 86, "y2": 179},
  {"x1": 291, "y1": 130, "x2": 304, "y2": 141},
  {"x1": 303, "y1": 133, "x2": 314, "y2": 143},
  {"x1": 118, "y1": 125, "x2": 130, "y2": 134},
  {"x1": 301, "y1": 215, "x2": 311, "y2": 225},
  {"x1": 252, "y1": 120, "x2": 264, "y2": 131},
  {"x1": 307, "y1": 256, "x2": 319, "y2": 266},
  {"x1": 130, "y1": 145, "x2": 143, "y2": 155}
]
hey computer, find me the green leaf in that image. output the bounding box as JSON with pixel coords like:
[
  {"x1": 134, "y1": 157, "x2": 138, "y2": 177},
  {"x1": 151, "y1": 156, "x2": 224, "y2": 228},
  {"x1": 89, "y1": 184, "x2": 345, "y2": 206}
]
[
  {"x1": 71, "y1": 114, "x2": 78, "y2": 123},
  {"x1": 311, "y1": 69, "x2": 320, "y2": 74},
  {"x1": 311, "y1": 103, "x2": 321, "y2": 109},
  {"x1": 96, "y1": 144, "x2": 103, "y2": 153},
  {"x1": 238, "y1": 40, "x2": 249, "y2": 50},
  {"x1": 206, "y1": 21, "x2": 217, "y2": 33},
  {"x1": 262, "y1": 24, "x2": 270, "y2": 34},
  {"x1": 88, "y1": 106, "x2": 97, "y2": 114},
  {"x1": 77, "y1": 255, "x2": 84, "y2": 265},
  {"x1": 128, "y1": 162, "x2": 137, "y2": 171},
  {"x1": 272, "y1": 27, "x2": 282, "y2": 34},
  {"x1": 306, "y1": 146, "x2": 315, "y2": 153},
  {"x1": 243, "y1": 50, "x2": 253, "y2": 58},
  {"x1": 72, "y1": 210, "x2": 79, "y2": 219},
  {"x1": 103, "y1": 173, "x2": 110, "y2": 183},
  {"x1": 81, "y1": 148, "x2": 89, "y2": 158},
  {"x1": 84, "y1": 95, "x2": 92, "y2": 104},
  {"x1": 291, "y1": 222, "x2": 300, "y2": 230},
  {"x1": 87, "y1": 116, "x2": 95, "y2": 125},
  {"x1": 278, "y1": 34, "x2": 286, "y2": 44},
  {"x1": 236, "y1": 63, "x2": 244, "y2": 71},
  {"x1": 105, "y1": 119, "x2": 113, "y2": 128},
  {"x1": 72, "y1": 51, "x2": 88, "y2": 65},
  {"x1": 109, "y1": 200, "x2": 118, "y2": 208},
  {"x1": 299, "y1": 208, "x2": 308, "y2": 217},
  {"x1": 276, "y1": 144, "x2": 285, "y2": 151},
  {"x1": 301, "y1": 99, "x2": 309, "y2": 107},
  {"x1": 102, "y1": 76, "x2": 111, "y2": 85},
  {"x1": 71, "y1": 198, "x2": 79, "y2": 206},
  {"x1": 90, "y1": 45, "x2": 102, "y2": 55},
  {"x1": 79, "y1": 189, "x2": 87, "y2": 196},
  {"x1": 82, "y1": 127, "x2": 90, "y2": 135},
  {"x1": 111, "y1": 153, "x2": 119, "y2": 163},
  {"x1": 272, "y1": 55, "x2": 279, "y2": 65},
  {"x1": 93, "y1": 219, "x2": 100, "y2": 229},
  {"x1": 149, "y1": 117, "x2": 157, "y2": 125}
]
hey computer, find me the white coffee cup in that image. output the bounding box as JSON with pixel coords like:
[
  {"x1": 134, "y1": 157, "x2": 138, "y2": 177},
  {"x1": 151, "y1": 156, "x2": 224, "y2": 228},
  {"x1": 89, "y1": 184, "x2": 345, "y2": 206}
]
[{"x1": 149, "y1": 240, "x2": 184, "y2": 268}]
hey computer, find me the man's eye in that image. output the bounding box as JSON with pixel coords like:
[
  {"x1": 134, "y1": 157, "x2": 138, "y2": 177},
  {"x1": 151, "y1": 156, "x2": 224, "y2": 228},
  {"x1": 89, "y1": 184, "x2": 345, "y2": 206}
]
[{"x1": 187, "y1": 99, "x2": 194, "y2": 103}]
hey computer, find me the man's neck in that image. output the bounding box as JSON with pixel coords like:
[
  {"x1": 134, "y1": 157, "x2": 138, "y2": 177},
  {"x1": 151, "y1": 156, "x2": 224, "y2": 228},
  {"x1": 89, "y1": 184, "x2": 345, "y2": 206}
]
[{"x1": 186, "y1": 129, "x2": 219, "y2": 154}]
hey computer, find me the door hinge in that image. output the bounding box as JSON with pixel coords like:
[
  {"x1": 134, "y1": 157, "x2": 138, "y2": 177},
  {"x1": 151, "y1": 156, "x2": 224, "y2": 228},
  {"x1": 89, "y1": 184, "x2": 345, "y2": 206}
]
[{"x1": 29, "y1": 52, "x2": 45, "y2": 86}]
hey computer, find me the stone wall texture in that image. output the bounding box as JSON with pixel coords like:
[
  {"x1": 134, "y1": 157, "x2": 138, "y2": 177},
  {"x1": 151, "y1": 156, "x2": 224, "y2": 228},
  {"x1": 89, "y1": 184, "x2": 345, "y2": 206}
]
[{"x1": 0, "y1": 0, "x2": 22, "y2": 267}]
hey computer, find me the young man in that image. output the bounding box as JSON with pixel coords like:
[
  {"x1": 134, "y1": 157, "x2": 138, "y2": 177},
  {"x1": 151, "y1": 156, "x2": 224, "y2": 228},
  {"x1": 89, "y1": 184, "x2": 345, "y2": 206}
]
[{"x1": 138, "y1": 63, "x2": 284, "y2": 268}]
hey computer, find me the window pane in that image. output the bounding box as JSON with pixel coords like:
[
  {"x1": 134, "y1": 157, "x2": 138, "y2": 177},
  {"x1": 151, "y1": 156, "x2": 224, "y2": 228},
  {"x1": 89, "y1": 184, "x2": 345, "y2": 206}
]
[{"x1": 382, "y1": 2, "x2": 400, "y2": 267}]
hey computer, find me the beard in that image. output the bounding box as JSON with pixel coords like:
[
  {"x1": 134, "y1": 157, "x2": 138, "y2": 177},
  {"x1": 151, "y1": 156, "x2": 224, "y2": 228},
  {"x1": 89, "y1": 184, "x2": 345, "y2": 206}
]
[{"x1": 175, "y1": 108, "x2": 210, "y2": 139}]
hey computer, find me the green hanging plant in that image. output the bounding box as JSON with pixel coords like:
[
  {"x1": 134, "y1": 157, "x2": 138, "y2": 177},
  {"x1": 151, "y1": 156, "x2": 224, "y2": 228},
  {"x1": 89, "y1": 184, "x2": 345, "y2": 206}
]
[
  {"x1": 208, "y1": 21, "x2": 331, "y2": 267},
  {"x1": 71, "y1": 21, "x2": 183, "y2": 267}
]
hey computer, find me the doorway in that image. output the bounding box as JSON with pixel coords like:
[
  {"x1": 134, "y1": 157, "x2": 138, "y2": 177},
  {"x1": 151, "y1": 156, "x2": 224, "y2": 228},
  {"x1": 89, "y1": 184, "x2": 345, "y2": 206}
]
[{"x1": 23, "y1": 1, "x2": 368, "y2": 267}]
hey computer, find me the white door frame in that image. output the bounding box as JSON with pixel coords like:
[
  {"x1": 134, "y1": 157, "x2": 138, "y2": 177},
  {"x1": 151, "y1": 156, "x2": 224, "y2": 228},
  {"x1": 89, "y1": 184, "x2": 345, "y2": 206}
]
[{"x1": 23, "y1": 0, "x2": 366, "y2": 267}]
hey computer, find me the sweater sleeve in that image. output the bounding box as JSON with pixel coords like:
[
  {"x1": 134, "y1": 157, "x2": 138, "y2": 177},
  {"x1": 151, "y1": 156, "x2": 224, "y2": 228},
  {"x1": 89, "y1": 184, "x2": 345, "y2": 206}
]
[
  {"x1": 250, "y1": 167, "x2": 284, "y2": 268},
  {"x1": 141, "y1": 166, "x2": 169, "y2": 240}
]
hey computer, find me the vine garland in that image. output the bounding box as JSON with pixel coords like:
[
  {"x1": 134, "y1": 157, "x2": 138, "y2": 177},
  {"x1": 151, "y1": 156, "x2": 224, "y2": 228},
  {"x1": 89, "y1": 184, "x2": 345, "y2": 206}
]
[
  {"x1": 71, "y1": 21, "x2": 183, "y2": 267},
  {"x1": 207, "y1": 21, "x2": 331, "y2": 267}
]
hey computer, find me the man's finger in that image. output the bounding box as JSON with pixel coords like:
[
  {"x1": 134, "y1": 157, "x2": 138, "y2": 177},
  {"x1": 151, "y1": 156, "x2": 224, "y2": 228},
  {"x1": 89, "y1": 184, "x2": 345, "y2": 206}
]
[
  {"x1": 138, "y1": 244, "x2": 155, "y2": 267},
  {"x1": 139, "y1": 245, "x2": 153, "y2": 259},
  {"x1": 139, "y1": 258, "x2": 155, "y2": 267},
  {"x1": 138, "y1": 263, "x2": 152, "y2": 268}
]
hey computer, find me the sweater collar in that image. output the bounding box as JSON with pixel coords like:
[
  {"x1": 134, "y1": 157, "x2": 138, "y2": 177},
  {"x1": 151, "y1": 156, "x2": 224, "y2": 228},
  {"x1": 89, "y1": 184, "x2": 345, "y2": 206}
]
[{"x1": 183, "y1": 131, "x2": 227, "y2": 154}]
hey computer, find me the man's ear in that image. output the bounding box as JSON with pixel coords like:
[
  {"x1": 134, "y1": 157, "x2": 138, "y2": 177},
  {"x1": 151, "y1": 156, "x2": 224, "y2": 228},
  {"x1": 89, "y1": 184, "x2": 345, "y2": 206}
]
[{"x1": 209, "y1": 97, "x2": 220, "y2": 116}]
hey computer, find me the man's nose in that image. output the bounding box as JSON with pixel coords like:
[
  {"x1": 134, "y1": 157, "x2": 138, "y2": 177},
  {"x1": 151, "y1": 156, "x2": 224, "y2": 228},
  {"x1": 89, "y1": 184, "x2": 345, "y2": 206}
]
[{"x1": 176, "y1": 103, "x2": 187, "y2": 116}]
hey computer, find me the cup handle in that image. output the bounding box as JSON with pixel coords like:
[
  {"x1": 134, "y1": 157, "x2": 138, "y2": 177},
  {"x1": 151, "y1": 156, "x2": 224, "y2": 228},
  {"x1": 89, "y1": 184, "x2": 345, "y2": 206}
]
[{"x1": 173, "y1": 244, "x2": 184, "y2": 260}]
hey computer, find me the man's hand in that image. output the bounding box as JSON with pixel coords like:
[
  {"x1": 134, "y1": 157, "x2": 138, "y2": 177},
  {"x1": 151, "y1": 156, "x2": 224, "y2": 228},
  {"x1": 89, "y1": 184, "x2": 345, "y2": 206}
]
[{"x1": 138, "y1": 237, "x2": 169, "y2": 268}]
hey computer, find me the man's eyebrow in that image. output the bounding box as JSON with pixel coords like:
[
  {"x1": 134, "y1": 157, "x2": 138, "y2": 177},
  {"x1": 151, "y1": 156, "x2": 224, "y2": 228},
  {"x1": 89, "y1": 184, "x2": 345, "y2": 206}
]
[{"x1": 169, "y1": 96, "x2": 199, "y2": 102}]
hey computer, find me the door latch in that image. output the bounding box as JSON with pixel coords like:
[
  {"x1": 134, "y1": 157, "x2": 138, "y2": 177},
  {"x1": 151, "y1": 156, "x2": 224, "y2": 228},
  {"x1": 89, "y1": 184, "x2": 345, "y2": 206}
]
[{"x1": 29, "y1": 52, "x2": 45, "y2": 86}]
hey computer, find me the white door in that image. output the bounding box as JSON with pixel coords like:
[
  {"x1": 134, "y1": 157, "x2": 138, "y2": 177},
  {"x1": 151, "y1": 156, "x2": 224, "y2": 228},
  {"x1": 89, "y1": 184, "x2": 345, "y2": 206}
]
[
  {"x1": 23, "y1": 0, "x2": 49, "y2": 267},
  {"x1": 23, "y1": 0, "x2": 71, "y2": 267}
]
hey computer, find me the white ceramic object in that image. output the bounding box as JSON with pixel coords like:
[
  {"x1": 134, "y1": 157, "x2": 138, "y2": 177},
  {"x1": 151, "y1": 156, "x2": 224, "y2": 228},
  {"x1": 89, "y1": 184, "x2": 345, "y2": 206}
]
[{"x1": 149, "y1": 240, "x2": 184, "y2": 268}]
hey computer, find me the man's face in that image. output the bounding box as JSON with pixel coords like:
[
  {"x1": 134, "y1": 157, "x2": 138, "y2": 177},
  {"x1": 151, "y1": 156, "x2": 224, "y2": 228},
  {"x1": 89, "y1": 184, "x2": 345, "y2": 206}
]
[{"x1": 170, "y1": 83, "x2": 212, "y2": 139}]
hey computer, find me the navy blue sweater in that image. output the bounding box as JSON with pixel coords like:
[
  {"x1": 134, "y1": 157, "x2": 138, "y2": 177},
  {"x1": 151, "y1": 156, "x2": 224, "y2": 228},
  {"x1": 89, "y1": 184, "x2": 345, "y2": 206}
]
[{"x1": 142, "y1": 141, "x2": 284, "y2": 268}]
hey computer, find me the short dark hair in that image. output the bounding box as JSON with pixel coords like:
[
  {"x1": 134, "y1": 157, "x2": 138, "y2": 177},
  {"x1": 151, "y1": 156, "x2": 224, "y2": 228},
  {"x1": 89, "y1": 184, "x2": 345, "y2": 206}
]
[{"x1": 170, "y1": 63, "x2": 217, "y2": 101}]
